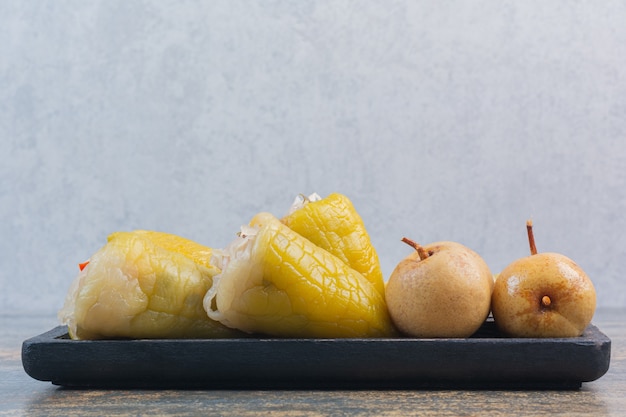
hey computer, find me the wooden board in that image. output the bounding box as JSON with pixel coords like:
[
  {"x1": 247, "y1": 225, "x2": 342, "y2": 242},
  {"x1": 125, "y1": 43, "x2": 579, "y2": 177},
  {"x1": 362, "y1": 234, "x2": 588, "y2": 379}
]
[{"x1": 21, "y1": 321, "x2": 611, "y2": 390}]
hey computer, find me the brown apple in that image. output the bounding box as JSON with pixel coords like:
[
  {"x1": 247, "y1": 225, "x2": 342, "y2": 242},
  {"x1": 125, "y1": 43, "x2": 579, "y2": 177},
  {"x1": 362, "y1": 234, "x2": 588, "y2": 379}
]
[
  {"x1": 491, "y1": 220, "x2": 597, "y2": 338},
  {"x1": 385, "y1": 238, "x2": 493, "y2": 338}
]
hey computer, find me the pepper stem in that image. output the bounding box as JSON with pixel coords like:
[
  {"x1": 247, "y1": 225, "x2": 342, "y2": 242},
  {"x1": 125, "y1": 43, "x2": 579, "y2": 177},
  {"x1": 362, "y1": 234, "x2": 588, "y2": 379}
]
[
  {"x1": 526, "y1": 219, "x2": 538, "y2": 256},
  {"x1": 401, "y1": 237, "x2": 429, "y2": 261}
]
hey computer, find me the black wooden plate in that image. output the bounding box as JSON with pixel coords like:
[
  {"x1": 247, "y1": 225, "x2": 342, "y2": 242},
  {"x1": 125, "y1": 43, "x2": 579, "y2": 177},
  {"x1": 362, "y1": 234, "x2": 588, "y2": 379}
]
[{"x1": 22, "y1": 321, "x2": 611, "y2": 390}]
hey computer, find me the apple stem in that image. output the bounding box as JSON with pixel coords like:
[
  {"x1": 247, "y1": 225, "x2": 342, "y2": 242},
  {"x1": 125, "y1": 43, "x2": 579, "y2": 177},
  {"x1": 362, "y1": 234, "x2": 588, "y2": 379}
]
[
  {"x1": 401, "y1": 237, "x2": 429, "y2": 260},
  {"x1": 526, "y1": 219, "x2": 538, "y2": 256},
  {"x1": 541, "y1": 295, "x2": 552, "y2": 308}
]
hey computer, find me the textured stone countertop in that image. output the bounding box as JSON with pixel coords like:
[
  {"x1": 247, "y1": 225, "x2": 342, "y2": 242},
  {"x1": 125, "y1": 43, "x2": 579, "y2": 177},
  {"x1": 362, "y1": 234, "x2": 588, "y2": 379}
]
[{"x1": 2, "y1": 309, "x2": 624, "y2": 416}]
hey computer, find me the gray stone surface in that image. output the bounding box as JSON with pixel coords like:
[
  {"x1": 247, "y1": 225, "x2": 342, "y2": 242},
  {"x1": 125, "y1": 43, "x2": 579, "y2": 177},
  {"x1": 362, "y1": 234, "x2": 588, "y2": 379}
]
[{"x1": 2, "y1": 1, "x2": 625, "y2": 315}]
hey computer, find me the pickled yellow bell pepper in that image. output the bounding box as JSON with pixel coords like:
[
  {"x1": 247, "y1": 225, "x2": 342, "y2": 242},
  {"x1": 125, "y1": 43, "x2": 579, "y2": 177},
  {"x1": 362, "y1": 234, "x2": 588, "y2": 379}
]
[
  {"x1": 204, "y1": 212, "x2": 396, "y2": 338},
  {"x1": 58, "y1": 231, "x2": 242, "y2": 340},
  {"x1": 125, "y1": 230, "x2": 215, "y2": 270},
  {"x1": 281, "y1": 193, "x2": 385, "y2": 296}
]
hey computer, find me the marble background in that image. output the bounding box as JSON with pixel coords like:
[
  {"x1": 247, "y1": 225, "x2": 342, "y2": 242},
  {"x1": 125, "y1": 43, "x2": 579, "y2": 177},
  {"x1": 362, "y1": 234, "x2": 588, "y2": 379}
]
[{"x1": 2, "y1": 1, "x2": 625, "y2": 316}]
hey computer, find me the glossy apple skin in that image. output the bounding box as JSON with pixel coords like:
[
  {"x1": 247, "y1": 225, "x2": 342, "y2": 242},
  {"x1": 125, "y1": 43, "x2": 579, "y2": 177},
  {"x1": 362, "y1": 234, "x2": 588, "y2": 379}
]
[
  {"x1": 491, "y1": 252, "x2": 596, "y2": 338},
  {"x1": 385, "y1": 241, "x2": 493, "y2": 338}
]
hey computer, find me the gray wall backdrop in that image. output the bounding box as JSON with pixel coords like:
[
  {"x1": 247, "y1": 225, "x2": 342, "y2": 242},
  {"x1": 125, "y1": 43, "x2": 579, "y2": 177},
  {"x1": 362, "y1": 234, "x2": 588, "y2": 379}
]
[{"x1": 2, "y1": 1, "x2": 625, "y2": 318}]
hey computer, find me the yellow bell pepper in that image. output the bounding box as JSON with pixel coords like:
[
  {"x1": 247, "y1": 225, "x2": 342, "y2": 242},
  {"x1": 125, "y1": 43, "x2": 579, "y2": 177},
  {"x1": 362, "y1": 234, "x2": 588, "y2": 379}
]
[
  {"x1": 281, "y1": 193, "x2": 385, "y2": 296},
  {"x1": 58, "y1": 231, "x2": 242, "y2": 340},
  {"x1": 205, "y1": 212, "x2": 396, "y2": 338},
  {"x1": 125, "y1": 230, "x2": 215, "y2": 270}
]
